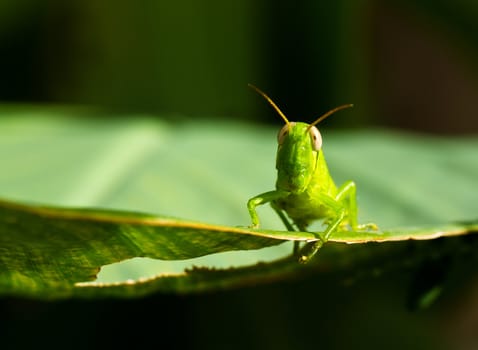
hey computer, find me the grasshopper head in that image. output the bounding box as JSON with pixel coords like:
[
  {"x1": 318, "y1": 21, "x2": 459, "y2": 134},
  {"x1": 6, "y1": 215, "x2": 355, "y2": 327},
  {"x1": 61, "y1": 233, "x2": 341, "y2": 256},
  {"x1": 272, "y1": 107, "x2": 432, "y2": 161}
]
[
  {"x1": 275, "y1": 122, "x2": 319, "y2": 193},
  {"x1": 248, "y1": 83, "x2": 353, "y2": 193}
]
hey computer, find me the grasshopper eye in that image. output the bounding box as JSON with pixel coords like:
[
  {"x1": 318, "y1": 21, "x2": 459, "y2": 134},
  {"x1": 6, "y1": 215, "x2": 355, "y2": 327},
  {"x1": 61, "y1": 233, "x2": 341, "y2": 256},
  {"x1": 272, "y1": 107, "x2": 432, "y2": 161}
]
[
  {"x1": 309, "y1": 125, "x2": 322, "y2": 150},
  {"x1": 277, "y1": 122, "x2": 295, "y2": 145}
]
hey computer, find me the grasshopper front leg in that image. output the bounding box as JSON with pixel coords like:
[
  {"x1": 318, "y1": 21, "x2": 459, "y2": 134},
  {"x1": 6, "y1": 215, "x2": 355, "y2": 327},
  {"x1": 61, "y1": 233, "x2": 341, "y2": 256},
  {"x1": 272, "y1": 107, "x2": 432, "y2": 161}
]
[
  {"x1": 247, "y1": 190, "x2": 290, "y2": 228},
  {"x1": 248, "y1": 190, "x2": 302, "y2": 256}
]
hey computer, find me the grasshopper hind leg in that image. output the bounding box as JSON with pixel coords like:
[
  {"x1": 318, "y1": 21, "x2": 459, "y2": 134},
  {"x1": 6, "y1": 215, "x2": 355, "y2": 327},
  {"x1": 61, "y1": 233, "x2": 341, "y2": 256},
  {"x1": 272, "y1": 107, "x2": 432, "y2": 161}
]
[
  {"x1": 298, "y1": 207, "x2": 346, "y2": 264},
  {"x1": 298, "y1": 182, "x2": 379, "y2": 263},
  {"x1": 336, "y1": 180, "x2": 378, "y2": 231}
]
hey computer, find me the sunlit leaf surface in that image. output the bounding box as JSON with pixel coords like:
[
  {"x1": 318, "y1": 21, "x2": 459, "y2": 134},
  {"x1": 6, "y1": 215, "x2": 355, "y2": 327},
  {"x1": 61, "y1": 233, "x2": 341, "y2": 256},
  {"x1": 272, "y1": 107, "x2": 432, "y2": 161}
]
[{"x1": 0, "y1": 109, "x2": 477, "y2": 299}]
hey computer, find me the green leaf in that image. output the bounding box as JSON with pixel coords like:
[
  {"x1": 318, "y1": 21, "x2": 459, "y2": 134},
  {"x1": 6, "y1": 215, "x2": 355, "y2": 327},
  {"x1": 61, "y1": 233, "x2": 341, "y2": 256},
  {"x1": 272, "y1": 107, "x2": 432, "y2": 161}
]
[
  {"x1": 1, "y1": 198, "x2": 477, "y2": 299},
  {"x1": 0, "y1": 108, "x2": 477, "y2": 299},
  {"x1": 0, "y1": 199, "x2": 281, "y2": 298}
]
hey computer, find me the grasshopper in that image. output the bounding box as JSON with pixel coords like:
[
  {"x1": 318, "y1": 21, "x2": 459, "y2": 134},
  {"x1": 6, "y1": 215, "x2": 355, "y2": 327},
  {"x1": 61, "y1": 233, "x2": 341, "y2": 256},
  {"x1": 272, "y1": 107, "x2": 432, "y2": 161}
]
[{"x1": 247, "y1": 85, "x2": 377, "y2": 263}]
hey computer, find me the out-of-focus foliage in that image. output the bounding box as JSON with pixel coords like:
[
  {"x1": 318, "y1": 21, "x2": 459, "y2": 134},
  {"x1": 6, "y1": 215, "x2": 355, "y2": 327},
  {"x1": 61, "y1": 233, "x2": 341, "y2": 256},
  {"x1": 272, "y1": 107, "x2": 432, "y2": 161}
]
[{"x1": 1, "y1": 1, "x2": 478, "y2": 133}]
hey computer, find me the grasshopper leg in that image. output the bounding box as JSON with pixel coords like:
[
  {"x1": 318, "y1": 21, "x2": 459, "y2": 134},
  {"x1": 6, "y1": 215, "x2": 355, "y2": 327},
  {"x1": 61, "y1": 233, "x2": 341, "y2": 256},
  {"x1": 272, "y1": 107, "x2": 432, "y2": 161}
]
[
  {"x1": 336, "y1": 181, "x2": 378, "y2": 231},
  {"x1": 298, "y1": 207, "x2": 346, "y2": 263},
  {"x1": 335, "y1": 180, "x2": 358, "y2": 229},
  {"x1": 270, "y1": 201, "x2": 302, "y2": 256},
  {"x1": 296, "y1": 192, "x2": 345, "y2": 263},
  {"x1": 247, "y1": 190, "x2": 289, "y2": 228}
]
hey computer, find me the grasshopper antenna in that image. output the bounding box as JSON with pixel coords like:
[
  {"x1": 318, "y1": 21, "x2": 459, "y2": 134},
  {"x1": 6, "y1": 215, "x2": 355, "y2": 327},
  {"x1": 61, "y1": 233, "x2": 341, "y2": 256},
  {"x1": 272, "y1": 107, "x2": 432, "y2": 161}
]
[
  {"x1": 307, "y1": 104, "x2": 354, "y2": 131},
  {"x1": 248, "y1": 84, "x2": 290, "y2": 125}
]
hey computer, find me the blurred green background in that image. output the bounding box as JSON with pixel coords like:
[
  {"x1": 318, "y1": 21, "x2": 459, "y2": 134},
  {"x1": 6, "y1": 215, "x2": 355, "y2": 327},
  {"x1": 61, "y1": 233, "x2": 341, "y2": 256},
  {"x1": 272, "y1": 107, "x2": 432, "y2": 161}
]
[
  {"x1": 1, "y1": 0, "x2": 477, "y2": 133},
  {"x1": 1, "y1": 1, "x2": 478, "y2": 349}
]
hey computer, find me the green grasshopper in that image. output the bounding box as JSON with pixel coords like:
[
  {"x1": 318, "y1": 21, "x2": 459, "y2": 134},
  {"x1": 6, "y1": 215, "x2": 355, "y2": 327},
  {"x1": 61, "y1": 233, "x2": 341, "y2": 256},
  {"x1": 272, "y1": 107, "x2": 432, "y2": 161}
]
[{"x1": 247, "y1": 84, "x2": 377, "y2": 263}]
